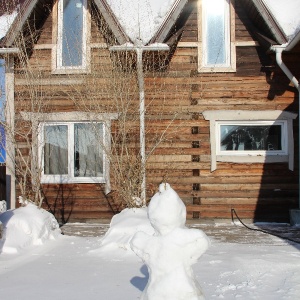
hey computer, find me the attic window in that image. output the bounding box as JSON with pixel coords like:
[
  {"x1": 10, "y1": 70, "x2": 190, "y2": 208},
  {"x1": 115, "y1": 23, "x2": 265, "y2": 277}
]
[
  {"x1": 56, "y1": 0, "x2": 88, "y2": 71},
  {"x1": 198, "y1": 0, "x2": 236, "y2": 72}
]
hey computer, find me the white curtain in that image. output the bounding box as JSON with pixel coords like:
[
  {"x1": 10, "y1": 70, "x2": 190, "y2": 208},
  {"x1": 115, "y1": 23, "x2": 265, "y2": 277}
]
[
  {"x1": 74, "y1": 123, "x2": 103, "y2": 177},
  {"x1": 44, "y1": 125, "x2": 68, "y2": 174}
]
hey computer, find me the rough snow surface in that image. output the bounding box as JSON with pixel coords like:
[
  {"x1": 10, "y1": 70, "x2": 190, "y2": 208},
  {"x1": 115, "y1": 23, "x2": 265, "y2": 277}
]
[
  {"x1": 90, "y1": 207, "x2": 154, "y2": 258},
  {"x1": 263, "y1": 0, "x2": 300, "y2": 39},
  {"x1": 0, "y1": 203, "x2": 61, "y2": 254},
  {"x1": 0, "y1": 205, "x2": 300, "y2": 299},
  {"x1": 106, "y1": 0, "x2": 177, "y2": 44},
  {"x1": 0, "y1": 10, "x2": 17, "y2": 40}
]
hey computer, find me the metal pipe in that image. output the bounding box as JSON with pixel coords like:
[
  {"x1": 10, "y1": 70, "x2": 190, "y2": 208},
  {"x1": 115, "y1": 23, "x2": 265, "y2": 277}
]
[
  {"x1": 272, "y1": 45, "x2": 300, "y2": 208},
  {"x1": 136, "y1": 48, "x2": 146, "y2": 205},
  {"x1": 109, "y1": 43, "x2": 169, "y2": 205}
]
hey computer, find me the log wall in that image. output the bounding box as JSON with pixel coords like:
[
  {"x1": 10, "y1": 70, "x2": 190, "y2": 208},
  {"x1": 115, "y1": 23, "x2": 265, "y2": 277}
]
[{"x1": 13, "y1": 0, "x2": 299, "y2": 223}]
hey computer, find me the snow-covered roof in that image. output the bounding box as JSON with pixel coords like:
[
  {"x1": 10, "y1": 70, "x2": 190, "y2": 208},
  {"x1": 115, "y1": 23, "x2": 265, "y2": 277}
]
[
  {"x1": 106, "y1": 0, "x2": 177, "y2": 45},
  {"x1": 0, "y1": 10, "x2": 18, "y2": 40},
  {"x1": 263, "y1": 0, "x2": 300, "y2": 41},
  {"x1": 1, "y1": 0, "x2": 300, "y2": 50}
]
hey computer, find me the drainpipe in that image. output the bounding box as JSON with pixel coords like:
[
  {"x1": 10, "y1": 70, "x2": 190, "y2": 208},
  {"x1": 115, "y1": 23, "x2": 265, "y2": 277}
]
[
  {"x1": 109, "y1": 43, "x2": 169, "y2": 206},
  {"x1": 271, "y1": 45, "x2": 300, "y2": 222},
  {"x1": 135, "y1": 48, "x2": 146, "y2": 204}
]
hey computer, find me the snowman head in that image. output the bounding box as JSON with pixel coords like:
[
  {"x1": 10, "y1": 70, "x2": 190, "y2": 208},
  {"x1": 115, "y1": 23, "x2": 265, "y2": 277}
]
[{"x1": 148, "y1": 183, "x2": 186, "y2": 235}]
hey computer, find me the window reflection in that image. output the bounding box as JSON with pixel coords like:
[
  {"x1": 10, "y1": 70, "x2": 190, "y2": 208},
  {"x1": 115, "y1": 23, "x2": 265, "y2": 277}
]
[
  {"x1": 62, "y1": 0, "x2": 84, "y2": 67},
  {"x1": 220, "y1": 125, "x2": 282, "y2": 151}
]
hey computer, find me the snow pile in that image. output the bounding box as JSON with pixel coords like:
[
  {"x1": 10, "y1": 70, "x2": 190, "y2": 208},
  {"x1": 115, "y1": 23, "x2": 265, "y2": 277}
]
[
  {"x1": 130, "y1": 183, "x2": 210, "y2": 300},
  {"x1": 0, "y1": 10, "x2": 18, "y2": 40},
  {"x1": 107, "y1": 0, "x2": 176, "y2": 44},
  {"x1": 0, "y1": 202, "x2": 61, "y2": 254},
  {"x1": 91, "y1": 207, "x2": 154, "y2": 258},
  {"x1": 263, "y1": 0, "x2": 300, "y2": 39}
]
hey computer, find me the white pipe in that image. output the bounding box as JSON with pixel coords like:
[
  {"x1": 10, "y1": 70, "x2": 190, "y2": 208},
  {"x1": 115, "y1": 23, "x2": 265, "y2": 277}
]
[
  {"x1": 272, "y1": 46, "x2": 300, "y2": 208},
  {"x1": 0, "y1": 48, "x2": 20, "y2": 54},
  {"x1": 109, "y1": 43, "x2": 169, "y2": 205},
  {"x1": 272, "y1": 46, "x2": 299, "y2": 89},
  {"x1": 136, "y1": 48, "x2": 146, "y2": 205}
]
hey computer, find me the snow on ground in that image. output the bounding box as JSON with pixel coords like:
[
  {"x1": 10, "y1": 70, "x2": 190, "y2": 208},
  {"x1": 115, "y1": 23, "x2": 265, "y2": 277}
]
[{"x1": 1, "y1": 203, "x2": 300, "y2": 299}]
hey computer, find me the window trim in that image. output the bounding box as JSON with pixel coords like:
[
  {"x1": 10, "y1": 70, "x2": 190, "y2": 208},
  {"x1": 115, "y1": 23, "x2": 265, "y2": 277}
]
[
  {"x1": 198, "y1": 0, "x2": 236, "y2": 73},
  {"x1": 21, "y1": 111, "x2": 117, "y2": 194},
  {"x1": 203, "y1": 110, "x2": 297, "y2": 171},
  {"x1": 52, "y1": 0, "x2": 91, "y2": 74},
  {"x1": 40, "y1": 121, "x2": 106, "y2": 184}
]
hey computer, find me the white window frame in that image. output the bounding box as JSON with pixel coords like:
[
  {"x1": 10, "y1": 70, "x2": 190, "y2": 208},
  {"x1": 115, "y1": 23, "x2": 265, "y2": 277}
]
[
  {"x1": 198, "y1": 0, "x2": 236, "y2": 73},
  {"x1": 39, "y1": 121, "x2": 106, "y2": 184},
  {"x1": 53, "y1": 0, "x2": 90, "y2": 73},
  {"x1": 21, "y1": 111, "x2": 118, "y2": 194},
  {"x1": 203, "y1": 110, "x2": 297, "y2": 171}
]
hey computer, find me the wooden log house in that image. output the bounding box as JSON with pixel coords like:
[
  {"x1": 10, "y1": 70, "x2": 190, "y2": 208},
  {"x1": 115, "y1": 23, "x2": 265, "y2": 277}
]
[{"x1": 0, "y1": 0, "x2": 299, "y2": 223}]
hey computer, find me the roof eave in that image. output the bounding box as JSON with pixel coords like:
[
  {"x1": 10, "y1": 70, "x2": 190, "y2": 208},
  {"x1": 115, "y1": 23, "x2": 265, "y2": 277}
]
[
  {"x1": 149, "y1": 0, "x2": 188, "y2": 44},
  {"x1": 251, "y1": 0, "x2": 288, "y2": 45},
  {"x1": 1, "y1": 0, "x2": 39, "y2": 47},
  {"x1": 93, "y1": 0, "x2": 129, "y2": 44},
  {"x1": 284, "y1": 31, "x2": 300, "y2": 51}
]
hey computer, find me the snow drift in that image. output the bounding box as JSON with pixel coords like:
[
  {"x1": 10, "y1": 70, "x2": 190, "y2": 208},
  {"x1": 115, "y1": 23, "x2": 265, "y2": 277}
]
[{"x1": 0, "y1": 203, "x2": 61, "y2": 254}]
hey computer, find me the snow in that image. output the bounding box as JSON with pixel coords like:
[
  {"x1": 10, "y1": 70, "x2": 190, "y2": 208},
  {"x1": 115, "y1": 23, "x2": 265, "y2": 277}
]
[
  {"x1": 130, "y1": 183, "x2": 210, "y2": 299},
  {"x1": 263, "y1": 0, "x2": 300, "y2": 40},
  {"x1": 1, "y1": 197, "x2": 300, "y2": 299},
  {"x1": 106, "y1": 0, "x2": 177, "y2": 44},
  {"x1": 90, "y1": 207, "x2": 154, "y2": 258},
  {"x1": 0, "y1": 202, "x2": 61, "y2": 254},
  {"x1": 0, "y1": 10, "x2": 17, "y2": 40}
]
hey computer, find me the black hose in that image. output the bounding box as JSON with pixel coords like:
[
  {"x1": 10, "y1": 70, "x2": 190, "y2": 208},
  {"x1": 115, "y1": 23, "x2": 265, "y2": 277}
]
[{"x1": 231, "y1": 208, "x2": 300, "y2": 244}]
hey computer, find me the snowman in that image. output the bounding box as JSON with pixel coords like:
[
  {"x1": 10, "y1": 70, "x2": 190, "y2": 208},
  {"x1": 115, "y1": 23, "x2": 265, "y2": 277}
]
[{"x1": 130, "y1": 183, "x2": 210, "y2": 300}]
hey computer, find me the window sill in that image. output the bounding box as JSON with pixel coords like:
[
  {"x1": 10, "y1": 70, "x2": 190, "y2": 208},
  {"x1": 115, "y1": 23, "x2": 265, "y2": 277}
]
[
  {"x1": 216, "y1": 155, "x2": 289, "y2": 164},
  {"x1": 198, "y1": 66, "x2": 236, "y2": 73},
  {"x1": 41, "y1": 177, "x2": 106, "y2": 184},
  {"x1": 52, "y1": 68, "x2": 91, "y2": 75}
]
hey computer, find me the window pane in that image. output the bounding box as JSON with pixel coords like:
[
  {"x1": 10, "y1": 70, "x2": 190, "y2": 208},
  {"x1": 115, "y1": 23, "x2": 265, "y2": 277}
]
[
  {"x1": 74, "y1": 123, "x2": 103, "y2": 177},
  {"x1": 62, "y1": 0, "x2": 84, "y2": 66},
  {"x1": 44, "y1": 125, "x2": 68, "y2": 174},
  {"x1": 220, "y1": 125, "x2": 282, "y2": 151},
  {"x1": 203, "y1": 0, "x2": 227, "y2": 66}
]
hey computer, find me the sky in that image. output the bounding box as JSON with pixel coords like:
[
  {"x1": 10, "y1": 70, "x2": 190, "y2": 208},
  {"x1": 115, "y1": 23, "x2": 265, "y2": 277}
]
[
  {"x1": 0, "y1": 59, "x2": 4, "y2": 112},
  {"x1": 0, "y1": 60, "x2": 5, "y2": 163}
]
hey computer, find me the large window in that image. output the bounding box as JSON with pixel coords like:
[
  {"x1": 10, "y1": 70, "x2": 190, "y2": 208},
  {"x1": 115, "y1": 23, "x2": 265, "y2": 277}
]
[
  {"x1": 56, "y1": 0, "x2": 88, "y2": 70},
  {"x1": 198, "y1": 0, "x2": 236, "y2": 72},
  {"x1": 203, "y1": 110, "x2": 297, "y2": 171},
  {"x1": 41, "y1": 122, "x2": 105, "y2": 183}
]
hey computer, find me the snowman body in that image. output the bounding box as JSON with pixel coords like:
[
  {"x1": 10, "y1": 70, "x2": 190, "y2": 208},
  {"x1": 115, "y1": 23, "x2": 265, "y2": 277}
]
[{"x1": 130, "y1": 183, "x2": 210, "y2": 300}]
